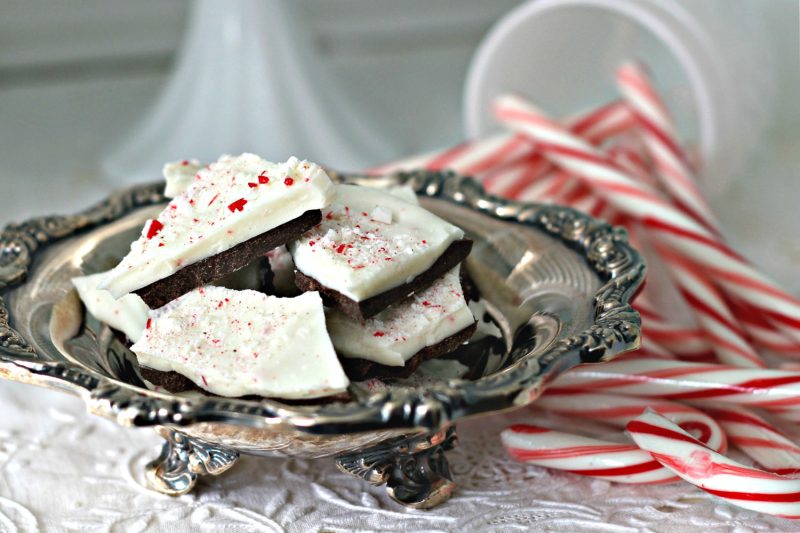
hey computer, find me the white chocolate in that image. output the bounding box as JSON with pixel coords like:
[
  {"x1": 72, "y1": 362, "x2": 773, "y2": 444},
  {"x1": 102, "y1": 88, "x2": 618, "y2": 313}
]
[
  {"x1": 71, "y1": 272, "x2": 150, "y2": 342},
  {"x1": 72, "y1": 260, "x2": 267, "y2": 343},
  {"x1": 386, "y1": 185, "x2": 419, "y2": 205},
  {"x1": 326, "y1": 267, "x2": 475, "y2": 366},
  {"x1": 101, "y1": 154, "x2": 334, "y2": 298},
  {"x1": 289, "y1": 184, "x2": 464, "y2": 301},
  {"x1": 131, "y1": 287, "x2": 349, "y2": 399},
  {"x1": 163, "y1": 159, "x2": 203, "y2": 198}
]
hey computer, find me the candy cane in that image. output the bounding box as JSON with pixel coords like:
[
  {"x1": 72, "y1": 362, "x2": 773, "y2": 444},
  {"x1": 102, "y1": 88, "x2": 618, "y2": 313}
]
[
  {"x1": 626, "y1": 223, "x2": 722, "y2": 362},
  {"x1": 628, "y1": 410, "x2": 800, "y2": 518},
  {"x1": 483, "y1": 154, "x2": 553, "y2": 198},
  {"x1": 634, "y1": 293, "x2": 711, "y2": 359},
  {"x1": 617, "y1": 64, "x2": 779, "y2": 365},
  {"x1": 702, "y1": 405, "x2": 800, "y2": 476},
  {"x1": 502, "y1": 424, "x2": 680, "y2": 484},
  {"x1": 535, "y1": 391, "x2": 727, "y2": 453},
  {"x1": 616, "y1": 62, "x2": 719, "y2": 233},
  {"x1": 607, "y1": 134, "x2": 656, "y2": 187},
  {"x1": 370, "y1": 99, "x2": 633, "y2": 180},
  {"x1": 502, "y1": 392, "x2": 725, "y2": 484},
  {"x1": 654, "y1": 243, "x2": 765, "y2": 367},
  {"x1": 729, "y1": 298, "x2": 800, "y2": 355},
  {"x1": 554, "y1": 358, "x2": 800, "y2": 410},
  {"x1": 494, "y1": 94, "x2": 800, "y2": 348}
]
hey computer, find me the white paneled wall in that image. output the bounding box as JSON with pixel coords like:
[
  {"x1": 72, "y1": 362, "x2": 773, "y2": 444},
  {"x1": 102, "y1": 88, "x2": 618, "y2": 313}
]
[
  {"x1": 0, "y1": 1, "x2": 188, "y2": 70},
  {"x1": 1, "y1": 0, "x2": 522, "y2": 154}
]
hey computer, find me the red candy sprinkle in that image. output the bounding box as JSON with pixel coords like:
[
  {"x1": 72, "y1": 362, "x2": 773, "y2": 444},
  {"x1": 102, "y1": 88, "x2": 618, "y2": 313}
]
[
  {"x1": 258, "y1": 174, "x2": 269, "y2": 184},
  {"x1": 336, "y1": 243, "x2": 346, "y2": 254},
  {"x1": 228, "y1": 198, "x2": 247, "y2": 212},
  {"x1": 309, "y1": 240, "x2": 316, "y2": 246},
  {"x1": 201, "y1": 376, "x2": 208, "y2": 386},
  {"x1": 361, "y1": 212, "x2": 368, "y2": 216},
  {"x1": 422, "y1": 240, "x2": 427, "y2": 244},
  {"x1": 422, "y1": 301, "x2": 431, "y2": 307},
  {"x1": 248, "y1": 182, "x2": 258, "y2": 188},
  {"x1": 146, "y1": 318, "x2": 152, "y2": 329},
  {"x1": 207, "y1": 193, "x2": 220, "y2": 206},
  {"x1": 146, "y1": 220, "x2": 164, "y2": 239},
  {"x1": 373, "y1": 331, "x2": 385, "y2": 337},
  {"x1": 181, "y1": 160, "x2": 189, "y2": 166},
  {"x1": 325, "y1": 211, "x2": 333, "y2": 220},
  {"x1": 284, "y1": 177, "x2": 294, "y2": 186}
]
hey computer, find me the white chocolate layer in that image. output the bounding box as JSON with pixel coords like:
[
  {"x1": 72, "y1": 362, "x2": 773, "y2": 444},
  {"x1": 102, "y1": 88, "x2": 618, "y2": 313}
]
[
  {"x1": 163, "y1": 159, "x2": 203, "y2": 198},
  {"x1": 289, "y1": 185, "x2": 464, "y2": 301},
  {"x1": 131, "y1": 287, "x2": 349, "y2": 399},
  {"x1": 326, "y1": 267, "x2": 475, "y2": 366},
  {"x1": 102, "y1": 154, "x2": 334, "y2": 298},
  {"x1": 386, "y1": 185, "x2": 419, "y2": 205},
  {"x1": 72, "y1": 273, "x2": 150, "y2": 342},
  {"x1": 72, "y1": 260, "x2": 268, "y2": 343}
]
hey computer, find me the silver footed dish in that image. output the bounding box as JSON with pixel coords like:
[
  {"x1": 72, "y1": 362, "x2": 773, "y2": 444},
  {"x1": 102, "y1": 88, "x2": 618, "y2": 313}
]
[{"x1": 0, "y1": 170, "x2": 644, "y2": 508}]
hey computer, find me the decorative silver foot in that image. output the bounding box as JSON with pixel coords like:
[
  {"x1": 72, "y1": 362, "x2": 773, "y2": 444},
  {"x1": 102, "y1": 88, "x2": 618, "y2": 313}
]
[
  {"x1": 336, "y1": 426, "x2": 457, "y2": 509},
  {"x1": 145, "y1": 426, "x2": 239, "y2": 495}
]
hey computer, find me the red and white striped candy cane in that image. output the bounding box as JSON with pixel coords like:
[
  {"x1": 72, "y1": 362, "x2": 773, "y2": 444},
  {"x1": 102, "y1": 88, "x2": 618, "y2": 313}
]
[
  {"x1": 625, "y1": 222, "x2": 727, "y2": 363},
  {"x1": 502, "y1": 424, "x2": 680, "y2": 484},
  {"x1": 482, "y1": 154, "x2": 553, "y2": 198},
  {"x1": 634, "y1": 292, "x2": 711, "y2": 360},
  {"x1": 633, "y1": 225, "x2": 762, "y2": 368},
  {"x1": 628, "y1": 410, "x2": 800, "y2": 518},
  {"x1": 487, "y1": 101, "x2": 636, "y2": 198},
  {"x1": 371, "y1": 99, "x2": 632, "y2": 180},
  {"x1": 729, "y1": 298, "x2": 800, "y2": 355},
  {"x1": 616, "y1": 62, "x2": 799, "y2": 356},
  {"x1": 502, "y1": 392, "x2": 725, "y2": 484},
  {"x1": 607, "y1": 133, "x2": 656, "y2": 187},
  {"x1": 554, "y1": 358, "x2": 800, "y2": 410},
  {"x1": 493, "y1": 94, "x2": 800, "y2": 351},
  {"x1": 616, "y1": 62, "x2": 719, "y2": 233},
  {"x1": 535, "y1": 390, "x2": 727, "y2": 453},
  {"x1": 654, "y1": 244, "x2": 765, "y2": 367},
  {"x1": 702, "y1": 405, "x2": 800, "y2": 476}
]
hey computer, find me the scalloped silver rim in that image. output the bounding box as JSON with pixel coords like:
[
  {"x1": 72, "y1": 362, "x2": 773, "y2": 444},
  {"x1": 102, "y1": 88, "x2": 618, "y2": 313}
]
[{"x1": 0, "y1": 170, "x2": 644, "y2": 435}]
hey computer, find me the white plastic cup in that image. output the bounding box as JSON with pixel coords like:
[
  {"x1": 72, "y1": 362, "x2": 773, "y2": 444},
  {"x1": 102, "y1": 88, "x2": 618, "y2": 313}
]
[{"x1": 464, "y1": 0, "x2": 776, "y2": 196}]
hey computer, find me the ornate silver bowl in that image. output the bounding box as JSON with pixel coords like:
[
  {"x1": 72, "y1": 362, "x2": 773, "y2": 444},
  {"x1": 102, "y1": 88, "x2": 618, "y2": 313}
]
[{"x1": 0, "y1": 170, "x2": 644, "y2": 508}]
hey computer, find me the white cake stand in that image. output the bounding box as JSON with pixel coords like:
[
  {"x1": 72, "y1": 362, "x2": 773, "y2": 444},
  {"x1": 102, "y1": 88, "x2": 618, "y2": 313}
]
[{"x1": 102, "y1": 0, "x2": 392, "y2": 184}]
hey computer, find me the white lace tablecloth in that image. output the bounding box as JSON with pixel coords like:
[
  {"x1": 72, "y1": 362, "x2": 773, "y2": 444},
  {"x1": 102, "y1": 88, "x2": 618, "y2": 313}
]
[{"x1": 0, "y1": 379, "x2": 797, "y2": 533}]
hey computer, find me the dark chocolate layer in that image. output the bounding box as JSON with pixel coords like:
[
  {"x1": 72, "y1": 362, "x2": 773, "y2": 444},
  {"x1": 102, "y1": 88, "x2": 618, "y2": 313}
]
[
  {"x1": 295, "y1": 238, "x2": 473, "y2": 321},
  {"x1": 135, "y1": 209, "x2": 321, "y2": 308},
  {"x1": 340, "y1": 320, "x2": 477, "y2": 380}
]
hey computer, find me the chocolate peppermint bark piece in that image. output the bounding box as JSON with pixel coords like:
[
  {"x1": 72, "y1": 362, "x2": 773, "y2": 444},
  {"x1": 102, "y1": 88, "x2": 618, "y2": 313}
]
[
  {"x1": 326, "y1": 266, "x2": 477, "y2": 378},
  {"x1": 101, "y1": 154, "x2": 333, "y2": 308},
  {"x1": 73, "y1": 258, "x2": 273, "y2": 344},
  {"x1": 163, "y1": 158, "x2": 204, "y2": 198},
  {"x1": 72, "y1": 272, "x2": 151, "y2": 343},
  {"x1": 339, "y1": 322, "x2": 477, "y2": 380},
  {"x1": 289, "y1": 184, "x2": 471, "y2": 320},
  {"x1": 131, "y1": 286, "x2": 349, "y2": 400}
]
